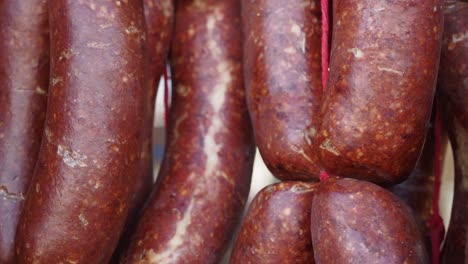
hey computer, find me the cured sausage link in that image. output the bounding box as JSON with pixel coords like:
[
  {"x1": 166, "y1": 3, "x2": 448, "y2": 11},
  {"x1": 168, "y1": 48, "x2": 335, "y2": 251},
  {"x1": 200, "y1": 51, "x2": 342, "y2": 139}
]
[
  {"x1": 15, "y1": 1, "x2": 147, "y2": 263},
  {"x1": 230, "y1": 182, "x2": 317, "y2": 264},
  {"x1": 242, "y1": 0, "x2": 323, "y2": 181},
  {"x1": 0, "y1": 1, "x2": 49, "y2": 263},
  {"x1": 311, "y1": 177, "x2": 429, "y2": 264},
  {"x1": 122, "y1": 0, "x2": 255, "y2": 263},
  {"x1": 318, "y1": 0, "x2": 444, "y2": 184}
]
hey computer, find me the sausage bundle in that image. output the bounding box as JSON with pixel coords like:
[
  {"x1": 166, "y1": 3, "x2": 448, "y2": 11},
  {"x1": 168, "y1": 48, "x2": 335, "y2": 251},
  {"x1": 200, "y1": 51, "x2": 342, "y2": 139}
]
[
  {"x1": 439, "y1": 1, "x2": 468, "y2": 263},
  {"x1": 0, "y1": 1, "x2": 49, "y2": 263},
  {"x1": 317, "y1": 0, "x2": 443, "y2": 184},
  {"x1": 15, "y1": 1, "x2": 147, "y2": 262},
  {"x1": 122, "y1": 0, "x2": 255, "y2": 262},
  {"x1": 243, "y1": 0, "x2": 323, "y2": 181}
]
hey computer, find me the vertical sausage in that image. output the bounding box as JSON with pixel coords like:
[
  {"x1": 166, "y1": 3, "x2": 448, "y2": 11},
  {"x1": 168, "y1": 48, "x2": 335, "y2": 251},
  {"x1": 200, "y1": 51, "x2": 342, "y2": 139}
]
[
  {"x1": 230, "y1": 182, "x2": 317, "y2": 264},
  {"x1": 439, "y1": 2, "x2": 468, "y2": 263},
  {"x1": 242, "y1": 0, "x2": 322, "y2": 181},
  {"x1": 121, "y1": 1, "x2": 255, "y2": 263},
  {"x1": 311, "y1": 177, "x2": 428, "y2": 263},
  {"x1": 0, "y1": 1, "x2": 49, "y2": 263},
  {"x1": 110, "y1": 1, "x2": 174, "y2": 261},
  {"x1": 317, "y1": 0, "x2": 444, "y2": 184},
  {"x1": 15, "y1": 1, "x2": 147, "y2": 263}
]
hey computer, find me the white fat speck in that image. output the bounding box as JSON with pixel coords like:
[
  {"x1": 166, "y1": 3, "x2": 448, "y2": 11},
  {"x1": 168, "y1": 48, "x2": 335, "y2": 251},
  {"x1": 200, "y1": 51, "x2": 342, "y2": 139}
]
[
  {"x1": 206, "y1": 16, "x2": 216, "y2": 31},
  {"x1": 52, "y1": 77, "x2": 63, "y2": 86},
  {"x1": 320, "y1": 139, "x2": 340, "y2": 155},
  {"x1": 79, "y1": 213, "x2": 89, "y2": 227},
  {"x1": 300, "y1": 33, "x2": 306, "y2": 53},
  {"x1": 87, "y1": 42, "x2": 111, "y2": 49},
  {"x1": 35, "y1": 86, "x2": 47, "y2": 95},
  {"x1": 374, "y1": 7, "x2": 385, "y2": 12},
  {"x1": 0, "y1": 185, "x2": 24, "y2": 201},
  {"x1": 348, "y1": 48, "x2": 364, "y2": 58},
  {"x1": 452, "y1": 31, "x2": 468, "y2": 44},
  {"x1": 377, "y1": 66, "x2": 403, "y2": 75},
  {"x1": 291, "y1": 23, "x2": 301, "y2": 36},
  {"x1": 57, "y1": 145, "x2": 88, "y2": 168},
  {"x1": 283, "y1": 208, "x2": 292, "y2": 216},
  {"x1": 125, "y1": 25, "x2": 140, "y2": 35},
  {"x1": 284, "y1": 46, "x2": 296, "y2": 54}
]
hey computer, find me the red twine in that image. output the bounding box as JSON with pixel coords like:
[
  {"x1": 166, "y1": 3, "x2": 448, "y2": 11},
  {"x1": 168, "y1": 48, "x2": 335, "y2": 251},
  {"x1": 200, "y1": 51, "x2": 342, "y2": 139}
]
[
  {"x1": 319, "y1": 0, "x2": 331, "y2": 182},
  {"x1": 163, "y1": 63, "x2": 170, "y2": 137},
  {"x1": 320, "y1": 0, "x2": 330, "y2": 92},
  {"x1": 429, "y1": 99, "x2": 444, "y2": 264}
]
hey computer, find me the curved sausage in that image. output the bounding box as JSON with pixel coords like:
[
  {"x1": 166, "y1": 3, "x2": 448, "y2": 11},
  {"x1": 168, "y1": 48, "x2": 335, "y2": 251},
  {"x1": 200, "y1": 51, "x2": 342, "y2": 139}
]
[
  {"x1": 311, "y1": 177, "x2": 428, "y2": 263},
  {"x1": 110, "y1": 0, "x2": 175, "y2": 261},
  {"x1": 230, "y1": 182, "x2": 317, "y2": 264},
  {"x1": 390, "y1": 116, "x2": 441, "y2": 255},
  {"x1": 242, "y1": 0, "x2": 322, "y2": 181},
  {"x1": 121, "y1": 0, "x2": 255, "y2": 263},
  {"x1": 439, "y1": 2, "x2": 468, "y2": 263},
  {"x1": 0, "y1": 1, "x2": 49, "y2": 263},
  {"x1": 15, "y1": 1, "x2": 147, "y2": 263},
  {"x1": 317, "y1": 0, "x2": 444, "y2": 184}
]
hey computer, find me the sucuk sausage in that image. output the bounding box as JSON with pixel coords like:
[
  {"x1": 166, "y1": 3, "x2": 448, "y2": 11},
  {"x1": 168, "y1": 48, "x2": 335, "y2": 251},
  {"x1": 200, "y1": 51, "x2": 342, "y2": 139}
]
[
  {"x1": 439, "y1": 2, "x2": 468, "y2": 263},
  {"x1": 242, "y1": 0, "x2": 322, "y2": 181},
  {"x1": 121, "y1": 0, "x2": 255, "y2": 263},
  {"x1": 15, "y1": 0, "x2": 147, "y2": 263},
  {"x1": 110, "y1": 0, "x2": 175, "y2": 261},
  {"x1": 310, "y1": 177, "x2": 428, "y2": 264},
  {"x1": 0, "y1": 1, "x2": 49, "y2": 263},
  {"x1": 230, "y1": 182, "x2": 317, "y2": 264},
  {"x1": 390, "y1": 115, "x2": 441, "y2": 256},
  {"x1": 317, "y1": 0, "x2": 444, "y2": 184}
]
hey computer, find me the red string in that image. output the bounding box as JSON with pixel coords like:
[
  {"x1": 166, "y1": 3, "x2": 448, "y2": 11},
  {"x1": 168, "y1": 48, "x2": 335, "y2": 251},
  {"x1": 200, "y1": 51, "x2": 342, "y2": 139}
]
[
  {"x1": 321, "y1": 0, "x2": 330, "y2": 92},
  {"x1": 429, "y1": 99, "x2": 444, "y2": 264},
  {"x1": 319, "y1": 170, "x2": 330, "y2": 182},
  {"x1": 319, "y1": 0, "x2": 331, "y2": 182},
  {"x1": 163, "y1": 63, "x2": 170, "y2": 137}
]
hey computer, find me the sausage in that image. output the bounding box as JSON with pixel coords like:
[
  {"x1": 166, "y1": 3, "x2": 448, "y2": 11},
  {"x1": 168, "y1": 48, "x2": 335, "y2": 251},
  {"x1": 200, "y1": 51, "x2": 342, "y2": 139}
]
[
  {"x1": 15, "y1": 1, "x2": 147, "y2": 263},
  {"x1": 0, "y1": 1, "x2": 49, "y2": 263},
  {"x1": 121, "y1": 0, "x2": 255, "y2": 263},
  {"x1": 310, "y1": 177, "x2": 428, "y2": 263},
  {"x1": 110, "y1": 0, "x2": 175, "y2": 261},
  {"x1": 230, "y1": 182, "x2": 317, "y2": 264},
  {"x1": 439, "y1": 2, "x2": 468, "y2": 263},
  {"x1": 317, "y1": 0, "x2": 444, "y2": 184},
  {"x1": 390, "y1": 115, "x2": 442, "y2": 256},
  {"x1": 242, "y1": 0, "x2": 322, "y2": 181}
]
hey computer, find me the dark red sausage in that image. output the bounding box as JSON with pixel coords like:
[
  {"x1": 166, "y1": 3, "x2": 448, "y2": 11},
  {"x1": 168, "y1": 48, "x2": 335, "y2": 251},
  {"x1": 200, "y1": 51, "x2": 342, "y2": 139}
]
[
  {"x1": 15, "y1": 1, "x2": 147, "y2": 263},
  {"x1": 230, "y1": 182, "x2": 317, "y2": 264},
  {"x1": 0, "y1": 1, "x2": 49, "y2": 263},
  {"x1": 110, "y1": 1, "x2": 174, "y2": 261},
  {"x1": 317, "y1": 0, "x2": 444, "y2": 184},
  {"x1": 311, "y1": 177, "x2": 428, "y2": 263},
  {"x1": 439, "y1": 2, "x2": 468, "y2": 263},
  {"x1": 122, "y1": 0, "x2": 255, "y2": 263},
  {"x1": 390, "y1": 117, "x2": 443, "y2": 255},
  {"x1": 242, "y1": 0, "x2": 323, "y2": 181}
]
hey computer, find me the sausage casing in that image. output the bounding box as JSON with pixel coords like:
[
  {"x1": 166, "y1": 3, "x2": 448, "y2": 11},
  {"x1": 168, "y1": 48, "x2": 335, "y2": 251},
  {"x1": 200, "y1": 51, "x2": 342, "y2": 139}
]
[
  {"x1": 0, "y1": 1, "x2": 49, "y2": 263},
  {"x1": 318, "y1": 0, "x2": 444, "y2": 184},
  {"x1": 15, "y1": 1, "x2": 147, "y2": 262},
  {"x1": 122, "y1": 0, "x2": 255, "y2": 263}
]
